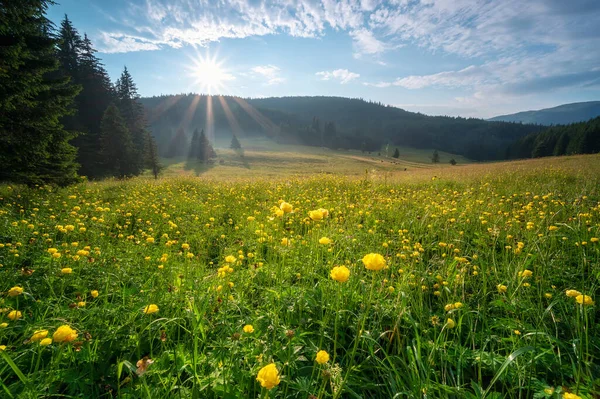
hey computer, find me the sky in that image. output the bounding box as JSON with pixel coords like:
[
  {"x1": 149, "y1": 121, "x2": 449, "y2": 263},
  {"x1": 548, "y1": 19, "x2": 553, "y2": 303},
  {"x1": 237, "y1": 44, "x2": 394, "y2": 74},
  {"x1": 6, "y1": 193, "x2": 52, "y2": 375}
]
[{"x1": 47, "y1": 0, "x2": 600, "y2": 119}]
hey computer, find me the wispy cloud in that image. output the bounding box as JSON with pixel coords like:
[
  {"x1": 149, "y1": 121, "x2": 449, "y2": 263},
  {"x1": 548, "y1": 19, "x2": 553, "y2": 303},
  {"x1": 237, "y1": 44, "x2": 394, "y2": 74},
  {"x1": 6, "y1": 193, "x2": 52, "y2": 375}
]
[
  {"x1": 250, "y1": 65, "x2": 286, "y2": 85},
  {"x1": 316, "y1": 69, "x2": 360, "y2": 84}
]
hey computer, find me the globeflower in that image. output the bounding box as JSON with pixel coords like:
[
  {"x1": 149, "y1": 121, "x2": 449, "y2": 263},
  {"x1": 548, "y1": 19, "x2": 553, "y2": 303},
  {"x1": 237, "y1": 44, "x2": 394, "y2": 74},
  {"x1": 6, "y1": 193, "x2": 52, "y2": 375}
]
[
  {"x1": 279, "y1": 202, "x2": 293, "y2": 213},
  {"x1": 563, "y1": 393, "x2": 583, "y2": 399},
  {"x1": 7, "y1": 310, "x2": 22, "y2": 321},
  {"x1": 256, "y1": 363, "x2": 280, "y2": 390},
  {"x1": 225, "y1": 255, "x2": 237, "y2": 263},
  {"x1": 309, "y1": 210, "x2": 323, "y2": 221},
  {"x1": 318, "y1": 208, "x2": 329, "y2": 217},
  {"x1": 7, "y1": 286, "x2": 23, "y2": 297},
  {"x1": 61, "y1": 268, "x2": 73, "y2": 275},
  {"x1": 40, "y1": 338, "x2": 52, "y2": 346},
  {"x1": 315, "y1": 350, "x2": 330, "y2": 364},
  {"x1": 143, "y1": 304, "x2": 159, "y2": 314},
  {"x1": 497, "y1": 284, "x2": 507, "y2": 294},
  {"x1": 446, "y1": 318, "x2": 456, "y2": 329},
  {"x1": 53, "y1": 325, "x2": 77, "y2": 343},
  {"x1": 243, "y1": 324, "x2": 254, "y2": 333},
  {"x1": 319, "y1": 237, "x2": 332, "y2": 245},
  {"x1": 575, "y1": 294, "x2": 594, "y2": 306},
  {"x1": 330, "y1": 266, "x2": 350, "y2": 282},
  {"x1": 521, "y1": 269, "x2": 533, "y2": 278},
  {"x1": 91, "y1": 290, "x2": 99, "y2": 298},
  {"x1": 362, "y1": 253, "x2": 386, "y2": 271},
  {"x1": 30, "y1": 330, "x2": 49, "y2": 342},
  {"x1": 566, "y1": 289, "x2": 582, "y2": 298}
]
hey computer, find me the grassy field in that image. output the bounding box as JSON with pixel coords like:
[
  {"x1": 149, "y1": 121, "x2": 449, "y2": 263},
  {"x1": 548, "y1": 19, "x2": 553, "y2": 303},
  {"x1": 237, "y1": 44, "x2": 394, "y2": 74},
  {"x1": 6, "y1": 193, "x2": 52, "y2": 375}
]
[
  {"x1": 160, "y1": 138, "x2": 471, "y2": 179},
  {"x1": 0, "y1": 153, "x2": 599, "y2": 398}
]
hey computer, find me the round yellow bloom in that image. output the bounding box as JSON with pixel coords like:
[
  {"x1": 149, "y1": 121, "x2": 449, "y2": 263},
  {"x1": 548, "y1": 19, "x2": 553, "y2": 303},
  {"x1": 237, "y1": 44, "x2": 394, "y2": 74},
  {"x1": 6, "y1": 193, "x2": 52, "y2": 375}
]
[
  {"x1": 281, "y1": 238, "x2": 290, "y2": 246},
  {"x1": 315, "y1": 350, "x2": 330, "y2": 364},
  {"x1": 30, "y1": 330, "x2": 49, "y2": 342},
  {"x1": 143, "y1": 304, "x2": 159, "y2": 314},
  {"x1": 40, "y1": 338, "x2": 52, "y2": 346},
  {"x1": 319, "y1": 237, "x2": 332, "y2": 245},
  {"x1": 77, "y1": 301, "x2": 86, "y2": 308},
  {"x1": 0, "y1": 345, "x2": 6, "y2": 351},
  {"x1": 8, "y1": 310, "x2": 22, "y2": 321},
  {"x1": 225, "y1": 255, "x2": 237, "y2": 263},
  {"x1": 256, "y1": 363, "x2": 280, "y2": 390},
  {"x1": 575, "y1": 295, "x2": 594, "y2": 306},
  {"x1": 243, "y1": 324, "x2": 254, "y2": 333},
  {"x1": 279, "y1": 202, "x2": 293, "y2": 213},
  {"x1": 53, "y1": 325, "x2": 77, "y2": 343},
  {"x1": 330, "y1": 266, "x2": 350, "y2": 282},
  {"x1": 0, "y1": 323, "x2": 8, "y2": 328},
  {"x1": 563, "y1": 393, "x2": 583, "y2": 399},
  {"x1": 446, "y1": 318, "x2": 456, "y2": 328},
  {"x1": 497, "y1": 284, "x2": 507, "y2": 294},
  {"x1": 91, "y1": 290, "x2": 99, "y2": 298},
  {"x1": 61, "y1": 268, "x2": 73, "y2": 275},
  {"x1": 7, "y1": 286, "x2": 23, "y2": 297},
  {"x1": 521, "y1": 269, "x2": 533, "y2": 278},
  {"x1": 146, "y1": 237, "x2": 155, "y2": 243},
  {"x1": 362, "y1": 253, "x2": 386, "y2": 271},
  {"x1": 181, "y1": 243, "x2": 190, "y2": 250},
  {"x1": 309, "y1": 210, "x2": 323, "y2": 221},
  {"x1": 566, "y1": 289, "x2": 582, "y2": 298},
  {"x1": 52, "y1": 252, "x2": 61, "y2": 259}
]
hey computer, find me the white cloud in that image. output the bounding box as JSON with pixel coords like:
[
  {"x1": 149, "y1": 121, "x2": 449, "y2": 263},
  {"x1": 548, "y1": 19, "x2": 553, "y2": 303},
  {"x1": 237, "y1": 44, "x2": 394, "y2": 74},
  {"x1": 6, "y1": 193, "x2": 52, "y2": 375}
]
[
  {"x1": 316, "y1": 69, "x2": 360, "y2": 84},
  {"x1": 97, "y1": 32, "x2": 162, "y2": 53},
  {"x1": 250, "y1": 65, "x2": 286, "y2": 85},
  {"x1": 349, "y1": 28, "x2": 388, "y2": 58}
]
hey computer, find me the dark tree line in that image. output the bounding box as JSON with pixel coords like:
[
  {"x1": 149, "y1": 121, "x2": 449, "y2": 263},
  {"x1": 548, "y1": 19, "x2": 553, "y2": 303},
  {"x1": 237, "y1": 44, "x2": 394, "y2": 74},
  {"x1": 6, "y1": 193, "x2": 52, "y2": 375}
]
[
  {"x1": 0, "y1": 2, "x2": 161, "y2": 186},
  {"x1": 506, "y1": 116, "x2": 600, "y2": 159}
]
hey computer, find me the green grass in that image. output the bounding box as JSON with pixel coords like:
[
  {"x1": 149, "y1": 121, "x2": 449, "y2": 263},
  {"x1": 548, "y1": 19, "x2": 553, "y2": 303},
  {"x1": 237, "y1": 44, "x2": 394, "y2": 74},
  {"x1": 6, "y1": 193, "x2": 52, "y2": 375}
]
[{"x1": 0, "y1": 154, "x2": 598, "y2": 398}]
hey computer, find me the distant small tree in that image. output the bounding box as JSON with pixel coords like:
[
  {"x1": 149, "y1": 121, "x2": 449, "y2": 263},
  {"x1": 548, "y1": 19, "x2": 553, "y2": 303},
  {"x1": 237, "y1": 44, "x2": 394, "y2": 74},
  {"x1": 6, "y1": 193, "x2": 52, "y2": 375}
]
[
  {"x1": 188, "y1": 128, "x2": 200, "y2": 159},
  {"x1": 230, "y1": 134, "x2": 242, "y2": 150},
  {"x1": 449, "y1": 158, "x2": 457, "y2": 165},
  {"x1": 432, "y1": 150, "x2": 440, "y2": 164},
  {"x1": 145, "y1": 131, "x2": 163, "y2": 179},
  {"x1": 198, "y1": 129, "x2": 216, "y2": 162},
  {"x1": 392, "y1": 148, "x2": 400, "y2": 158}
]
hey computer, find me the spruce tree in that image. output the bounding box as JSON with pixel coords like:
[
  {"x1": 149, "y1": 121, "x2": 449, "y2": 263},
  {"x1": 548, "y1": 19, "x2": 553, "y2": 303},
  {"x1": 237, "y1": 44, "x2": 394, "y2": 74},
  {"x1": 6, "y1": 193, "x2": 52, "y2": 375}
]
[
  {"x1": 0, "y1": 0, "x2": 80, "y2": 186},
  {"x1": 167, "y1": 128, "x2": 188, "y2": 158},
  {"x1": 99, "y1": 103, "x2": 135, "y2": 177},
  {"x1": 188, "y1": 128, "x2": 200, "y2": 159},
  {"x1": 198, "y1": 129, "x2": 216, "y2": 162},
  {"x1": 432, "y1": 150, "x2": 440, "y2": 163},
  {"x1": 145, "y1": 131, "x2": 162, "y2": 179},
  {"x1": 230, "y1": 134, "x2": 242, "y2": 150},
  {"x1": 392, "y1": 148, "x2": 400, "y2": 158},
  {"x1": 116, "y1": 66, "x2": 147, "y2": 175}
]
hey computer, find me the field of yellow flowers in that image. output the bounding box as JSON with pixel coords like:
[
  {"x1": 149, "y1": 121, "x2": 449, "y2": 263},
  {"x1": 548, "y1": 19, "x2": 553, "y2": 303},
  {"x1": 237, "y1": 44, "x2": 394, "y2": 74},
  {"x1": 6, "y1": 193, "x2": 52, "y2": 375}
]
[{"x1": 0, "y1": 155, "x2": 598, "y2": 398}]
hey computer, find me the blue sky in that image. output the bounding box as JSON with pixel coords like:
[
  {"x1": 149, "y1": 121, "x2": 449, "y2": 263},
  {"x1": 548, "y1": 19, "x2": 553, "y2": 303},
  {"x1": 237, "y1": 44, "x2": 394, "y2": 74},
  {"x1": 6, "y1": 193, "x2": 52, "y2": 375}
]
[{"x1": 47, "y1": 0, "x2": 600, "y2": 118}]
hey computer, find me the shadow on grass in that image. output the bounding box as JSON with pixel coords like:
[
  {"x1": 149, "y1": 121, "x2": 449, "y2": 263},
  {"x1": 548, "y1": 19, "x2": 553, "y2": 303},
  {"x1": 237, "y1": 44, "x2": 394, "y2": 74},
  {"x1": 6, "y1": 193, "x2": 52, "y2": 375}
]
[{"x1": 184, "y1": 158, "x2": 216, "y2": 176}]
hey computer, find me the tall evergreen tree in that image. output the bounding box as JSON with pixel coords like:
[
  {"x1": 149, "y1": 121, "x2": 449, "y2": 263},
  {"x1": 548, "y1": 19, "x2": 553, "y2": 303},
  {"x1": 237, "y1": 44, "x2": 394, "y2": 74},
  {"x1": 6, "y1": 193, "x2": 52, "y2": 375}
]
[
  {"x1": 0, "y1": 0, "x2": 80, "y2": 186},
  {"x1": 99, "y1": 103, "x2": 135, "y2": 177},
  {"x1": 188, "y1": 128, "x2": 200, "y2": 159},
  {"x1": 392, "y1": 148, "x2": 400, "y2": 158},
  {"x1": 116, "y1": 66, "x2": 147, "y2": 175},
  {"x1": 432, "y1": 150, "x2": 440, "y2": 163},
  {"x1": 553, "y1": 132, "x2": 570, "y2": 156},
  {"x1": 230, "y1": 134, "x2": 242, "y2": 150},
  {"x1": 198, "y1": 129, "x2": 216, "y2": 162},
  {"x1": 145, "y1": 131, "x2": 162, "y2": 179},
  {"x1": 167, "y1": 128, "x2": 188, "y2": 158}
]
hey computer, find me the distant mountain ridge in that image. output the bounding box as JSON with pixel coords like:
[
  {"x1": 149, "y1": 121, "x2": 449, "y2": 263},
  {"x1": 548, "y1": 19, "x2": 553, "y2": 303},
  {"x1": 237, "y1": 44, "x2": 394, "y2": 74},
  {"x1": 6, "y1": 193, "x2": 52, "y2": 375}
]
[{"x1": 488, "y1": 101, "x2": 600, "y2": 125}]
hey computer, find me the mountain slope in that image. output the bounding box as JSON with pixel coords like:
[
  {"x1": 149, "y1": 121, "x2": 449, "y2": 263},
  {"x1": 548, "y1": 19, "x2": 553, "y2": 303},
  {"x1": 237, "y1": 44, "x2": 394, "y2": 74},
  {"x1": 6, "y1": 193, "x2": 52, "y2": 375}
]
[
  {"x1": 141, "y1": 94, "x2": 544, "y2": 161},
  {"x1": 488, "y1": 101, "x2": 600, "y2": 125}
]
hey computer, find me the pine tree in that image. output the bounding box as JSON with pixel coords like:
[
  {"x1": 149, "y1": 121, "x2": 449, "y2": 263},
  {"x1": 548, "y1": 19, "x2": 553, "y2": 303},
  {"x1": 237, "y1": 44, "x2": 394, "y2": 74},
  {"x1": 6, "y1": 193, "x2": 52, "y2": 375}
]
[
  {"x1": 392, "y1": 148, "x2": 400, "y2": 158},
  {"x1": 145, "y1": 131, "x2": 162, "y2": 179},
  {"x1": 553, "y1": 132, "x2": 570, "y2": 156},
  {"x1": 167, "y1": 128, "x2": 188, "y2": 158},
  {"x1": 116, "y1": 66, "x2": 147, "y2": 175},
  {"x1": 99, "y1": 104, "x2": 135, "y2": 177},
  {"x1": 432, "y1": 150, "x2": 440, "y2": 163},
  {"x1": 0, "y1": 0, "x2": 80, "y2": 186},
  {"x1": 230, "y1": 134, "x2": 242, "y2": 150},
  {"x1": 188, "y1": 128, "x2": 200, "y2": 159},
  {"x1": 198, "y1": 129, "x2": 216, "y2": 162}
]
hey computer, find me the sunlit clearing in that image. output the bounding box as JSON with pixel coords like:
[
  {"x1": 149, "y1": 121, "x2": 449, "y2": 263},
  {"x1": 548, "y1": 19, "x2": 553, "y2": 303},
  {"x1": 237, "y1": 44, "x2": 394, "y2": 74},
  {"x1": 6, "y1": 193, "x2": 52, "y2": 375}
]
[{"x1": 189, "y1": 54, "x2": 234, "y2": 94}]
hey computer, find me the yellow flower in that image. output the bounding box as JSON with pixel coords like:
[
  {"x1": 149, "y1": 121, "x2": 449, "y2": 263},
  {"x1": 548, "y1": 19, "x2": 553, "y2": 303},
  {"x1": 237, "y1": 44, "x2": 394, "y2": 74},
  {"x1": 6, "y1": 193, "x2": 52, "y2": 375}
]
[
  {"x1": 281, "y1": 238, "x2": 290, "y2": 246},
  {"x1": 181, "y1": 243, "x2": 190, "y2": 250},
  {"x1": 315, "y1": 350, "x2": 330, "y2": 364},
  {"x1": 91, "y1": 290, "x2": 99, "y2": 298},
  {"x1": 40, "y1": 338, "x2": 52, "y2": 346},
  {"x1": 225, "y1": 255, "x2": 237, "y2": 263},
  {"x1": 521, "y1": 269, "x2": 533, "y2": 278},
  {"x1": 256, "y1": 363, "x2": 280, "y2": 390},
  {"x1": 243, "y1": 324, "x2": 254, "y2": 333},
  {"x1": 7, "y1": 286, "x2": 24, "y2": 297},
  {"x1": 61, "y1": 268, "x2": 73, "y2": 274},
  {"x1": 563, "y1": 393, "x2": 583, "y2": 399},
  {"x1": 146, "y1": 237, "x2": 155, "y2": 243},
  {"x1": 0, "y1": 323, "x2": 7, "y2": 328},
  {"x1": 143, "y1": 304, "x2": 159, "y2": 314},
  {"x1": 330, "y1": 266, "x2": 350, "y2": 282},
  {"x1": 31, "y1": 330, "x2": 49, "y2": 342},
  {"x1": 566, "y1": 289, "x2": 582, "y2": 297},
  {"x1": 319, "y1": 237, "x2": 332, "y2": 245},
  {"x1": 575, "y1": 295, "x2": 594, "y2": 306},
  {"x1": 77, "y1": 301, "x2": 86, "y2": 308},
  {"x1": 497, "y1": 284, "x2": 507, "y2": 294},
  {"x1": 53, "y1": 325, "x2": 77, "y2": 343},
  {"x1": 309, "y1": 210, "x2": 323, "y2": 221},
  {"x1": 52, "y1": 252, "x2": 61, "y2": 259},
  {"x1": 446, "y1": 318, "x2": 456, "y2": 328},
  {"x1": 362, "y1": 253, "x2": 386, "y2": 271},
  {"x1": 279, "y1": 202, "x2": 293, "y2": 213},
  {"x1": 0, "y1": 345, "x2": 5, "y2": 351},
  {"x1": 7, "y1": 310, "x2": 22, "y2": 321},
  {"x1": 318, "y1": 208, "x2": 329, "y2": 217}
]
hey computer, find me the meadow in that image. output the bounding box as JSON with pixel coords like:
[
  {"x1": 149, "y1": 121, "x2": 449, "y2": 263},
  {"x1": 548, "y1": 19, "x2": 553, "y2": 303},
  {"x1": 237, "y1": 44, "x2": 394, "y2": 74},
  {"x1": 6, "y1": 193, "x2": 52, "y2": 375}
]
[{"x1": 0, "y1": 153, "x2": 598, "y2": 398}]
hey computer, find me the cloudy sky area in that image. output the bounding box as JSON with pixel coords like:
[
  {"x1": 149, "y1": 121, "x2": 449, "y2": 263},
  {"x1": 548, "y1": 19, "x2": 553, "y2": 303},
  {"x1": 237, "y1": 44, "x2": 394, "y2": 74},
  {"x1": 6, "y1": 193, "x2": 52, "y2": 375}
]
[{"x1": 48, "y1": 0, "x2": 600, "y2": 118}]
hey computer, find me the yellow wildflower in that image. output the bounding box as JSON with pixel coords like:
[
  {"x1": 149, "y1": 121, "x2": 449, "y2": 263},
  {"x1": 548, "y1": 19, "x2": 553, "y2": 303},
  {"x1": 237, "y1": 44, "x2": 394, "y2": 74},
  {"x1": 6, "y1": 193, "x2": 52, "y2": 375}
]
[{"x1": 256, "y1": 363, "x2": 280, "y2": 390}]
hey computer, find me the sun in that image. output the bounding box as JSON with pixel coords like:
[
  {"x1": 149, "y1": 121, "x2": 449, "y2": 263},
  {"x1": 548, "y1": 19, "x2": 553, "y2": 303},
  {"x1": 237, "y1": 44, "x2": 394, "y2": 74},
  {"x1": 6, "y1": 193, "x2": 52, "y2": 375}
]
[{"x1": 187, "y1": 53, "x2": 234, "y2": 94}]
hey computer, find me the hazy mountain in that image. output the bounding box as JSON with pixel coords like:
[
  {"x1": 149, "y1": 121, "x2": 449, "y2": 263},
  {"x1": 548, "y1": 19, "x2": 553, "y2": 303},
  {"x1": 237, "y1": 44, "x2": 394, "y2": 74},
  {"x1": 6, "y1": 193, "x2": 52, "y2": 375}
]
[
  {"x1": 140, "y1": 94, "x2": 544, "y2": 161},
  {"x1": 488, "y1": 101, "x2": 600, "y2": 125}
]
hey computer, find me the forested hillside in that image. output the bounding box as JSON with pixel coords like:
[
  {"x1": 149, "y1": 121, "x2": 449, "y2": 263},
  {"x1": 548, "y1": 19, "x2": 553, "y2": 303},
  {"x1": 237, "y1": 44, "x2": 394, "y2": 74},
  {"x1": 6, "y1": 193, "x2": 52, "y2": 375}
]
[
  {"x1": 506, "y1": 116, "x2": 600, "y2": 159},
  {"x1": 489, "y1": 101, "x2": 600, "y2": 125},
  {"x1": 141, "y1": 94, "x2": 544, "y2": 161}
]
